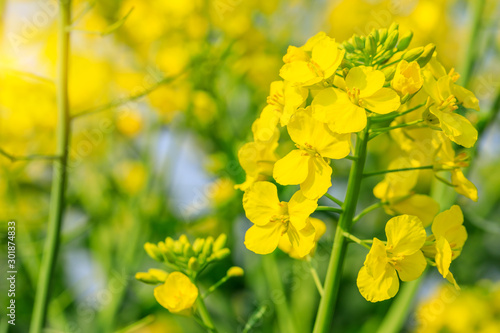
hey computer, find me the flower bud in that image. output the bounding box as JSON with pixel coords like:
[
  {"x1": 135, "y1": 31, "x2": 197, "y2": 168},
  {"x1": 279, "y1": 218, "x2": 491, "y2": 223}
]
[
  {"x1": 192, "y1": 238, "x2": 205, "y2": 254},
  {"x1": 397, "y1": 31, "x2": 413, "y2": 51},
  {"x1": 403, "y1": 47, "x2": 424, "y2": 61},
  {"x1": 213, "y1": 234, "x2": 227, "y2": 252},
  {"x1": 135, "y1": 268, "x2": 169, "y2": 284},
  {"x1": 416, "y1": 43, "x2": 436, "y2": 67},
  {"x1": 227, "y1": 266, "x2": 244, "y2": 277},
  {"x1": 188, "y1": 257, "x2": 200, "y2": 271},
  {"x1": 212, "y1": 248, "x2": 231, "y2": 260},
  {"x1": 202, "y1": 236, "x2": 214, "y2": 258},
  {"x1": 354, "y1": 35, "x2": 365, "y2": 50},
  {"x1": 183, "y1": 243, "x2": 195, "y2": 258},
  {"x1": 165, "y1": 237, "x2": 174, "y2": 250},
  {"x1": 365, "y1": 35, "x2": 377, "y2": 56},
  {"x1": 343, "y1": 41, "x2": 355, "y2": 53},
  {"x1": 378, "y1": 29, "x2": 388, "y2": 43},
  {"x1": 388, "y1": 22, "x2": 399, "y2": 35},
  {"x1": 173, "y1": 241, "x2": 183, "y2": 255},
  {"x1": 384, "y1": 30, "x2": 399, "y2": 50},
  {"x1": 179, "y1": 234, "x2": 189, "y2": 245},
  {"x1": 144, "y1": 242, "x2": 164, "y2": 262}
]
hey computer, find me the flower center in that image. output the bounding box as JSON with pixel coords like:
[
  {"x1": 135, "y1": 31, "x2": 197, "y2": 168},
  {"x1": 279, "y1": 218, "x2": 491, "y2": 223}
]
[
  {"x1": 347, "y1": 87, "x2": 363, "y2": 106},
  {"x1": 308, "y1": 60, "x2": 324, "y2": 78},
  {"x1": 439, "y1": 95, "x2": 458, "y2": 112}
]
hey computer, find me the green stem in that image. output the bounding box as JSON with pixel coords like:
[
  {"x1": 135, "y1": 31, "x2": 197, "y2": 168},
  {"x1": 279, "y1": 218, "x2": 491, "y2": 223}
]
[
  {"x1": 195, "y1": 296, "x2": 217, "y2": 333},
  {"x1": 324, "y1": 193, "x2": 343, "y2": 207},
  {"x1": 363, "y1": 165, "x2": 434, "y2": 178},
  {"x1": 370, "y1": 119, "x2": 423, "y2": 133},
  {"x1": 342, "y1": 232, "x2": 371, "y2": 250},
  {"x1": 307, "y1": 257, "x2": 324, "y2": 296},
  {"x1": 460, "y1": 0, "x2": 485, "y2": 87},
  {"x1": 316, "y1": 206, "x2": 343, "y2": 214},
  {"x1": 202, "y1": 275, "x2": 230, "y2": 298},
  {"x1": 312, "y1": 121, "x2": 370, "y2": 333},
  {"x1": 375, "y1": 276, "x2": 423, "y2": 333},
  {"x1": 30, "y1": 1, "x2": 72, "y2": 332},
  {"x1": 370, "y1": 102, "x2": 427, "y2": 124},
  {"x1": 262, "y1": 255, "x2": 298, "y2": 333},
  {"x1": 352, "y1": 201, "x2": 385, "y2": 224}
]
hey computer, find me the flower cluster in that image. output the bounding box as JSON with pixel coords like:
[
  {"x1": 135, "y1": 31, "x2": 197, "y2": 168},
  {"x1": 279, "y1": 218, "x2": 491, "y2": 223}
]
[
  {"x1": 136, "y1": 234, "x2": 243, "y2": 314},
  {"x1": 236, "y1": 23, "x2": 478, "y2": 302}
]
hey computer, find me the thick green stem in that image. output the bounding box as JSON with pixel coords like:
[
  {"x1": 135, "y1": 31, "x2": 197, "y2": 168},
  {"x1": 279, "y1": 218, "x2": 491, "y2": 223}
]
[
  {"x1": 195, "y1": 296, "x2": 217, "y2": 332},
  {"x1": 30, "y1": 1, "x2": 72, "y2": 332},
  {"x1": 262, "y1": 255, "x2": 298, "y2": 333},
  {"x1": 312, "y1": 122, "x2": 370, "y2": 333}
]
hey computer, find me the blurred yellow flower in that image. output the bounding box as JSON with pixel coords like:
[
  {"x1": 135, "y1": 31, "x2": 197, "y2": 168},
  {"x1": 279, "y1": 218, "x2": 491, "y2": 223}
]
[
  {"x1": 154, "y1": 272, "x2": 198, "y2": 314},
  {"x1": 116, "y1": 110, "x2": 143, "y2": 137}
]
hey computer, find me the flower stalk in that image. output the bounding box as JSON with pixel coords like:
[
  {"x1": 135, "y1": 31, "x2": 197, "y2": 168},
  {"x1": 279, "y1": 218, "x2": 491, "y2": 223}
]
[
  {"x1": 313, "y1": 120, "x2": 370, "y2": 333},
  {"x1": 30, "y1": 1, "x2": 72, "y2": 332}
]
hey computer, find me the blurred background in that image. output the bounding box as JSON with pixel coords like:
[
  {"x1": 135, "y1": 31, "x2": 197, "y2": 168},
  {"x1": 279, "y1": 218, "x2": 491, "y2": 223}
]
[{"x1": 0, "y1": 0, "x2": 499, "y2": 332}]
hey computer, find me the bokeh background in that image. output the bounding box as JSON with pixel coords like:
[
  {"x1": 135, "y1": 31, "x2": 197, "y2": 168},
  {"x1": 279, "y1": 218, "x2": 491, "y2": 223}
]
[{"x1": 0, "y1": 0, "x2": 499, "y2": 332}]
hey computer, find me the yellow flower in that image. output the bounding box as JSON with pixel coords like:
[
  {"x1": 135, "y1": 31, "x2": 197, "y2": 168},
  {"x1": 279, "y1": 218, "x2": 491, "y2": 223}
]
[
  {"x1": 423, "y1": 71, "x2": 478, "y2": 148},
  {"x1": 273, "y1": 107, "x2": 351, "y2": 199},
  {"x1": 243, "y1": 182, "x2": 318, "y2": 257},
  {"x1": 154, "y1": 272, "x2": 198, "y2": 314},
  {"x1": 422, "y1": 205, "x2": 467, "y2": 288},
  {"x1": 391, "y1": 60, "x2": 423, "y2": 95},
  {"x1": 373, "y1": 157, "x2": 439, "y2": 227},
  {"x1": 235, "y1": 129, "x2": 279, "y2": 191},
  {"x1": 312, "y1": 66, "x2": 401, "y2": 133},
  {"x1": 252, "y1": 80, "x2": 308, "y2": 142},
  {"x1": 278, "y1": 217, "x2": 326, "y2": 259},
  {"x1": 357, "y1": 215, "x2": 427, "y2": 302},
  {"x1": 280, "y1": 33, "x2": 344, "y2": 86}
]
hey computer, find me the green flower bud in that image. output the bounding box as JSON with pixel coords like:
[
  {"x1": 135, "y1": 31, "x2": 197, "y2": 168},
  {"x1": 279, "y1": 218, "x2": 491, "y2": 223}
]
[
  {"x1": 213, "y1": 248, "x2": 231, "y2": 261},
  {"x1": 165, "y1": 251, "x2": 177, "y2": 264},
  {"x1": 192, "y1": 238, "x2": 205, "y2": 254},
  {"x1": 378, "y1": 29, "x2": 388, "y2": 43},
  {"x1": 381, "y1": 66, "x2": 396, "y2": 81},
  {"x1": 388, "y1": 22, "x2": 399, "y2": 35},
  {"x1": 179, "y1": 234, "x2": 189, "y2": 245},
  {"x1": 354, "y1": 35, "x2": 364, "y2": 50},
  {"x1": 165, "y1": 237, "x2": 174, "y2": 250},
  {"x1": 227, "y1": 266, "x2": 244, "y2": 278},
  {"x1": 135, "y1": 269, "x2": 169, "y2": 285},
  {"x1": 397, "y1": 31, "x2": 413, "y2": 51},
  {"x1": 202, "y1": 236, "x2": 214, "y2": 258},
  {"x1": 144, "y1": 242, "x2": 164, "y2": 262},
  {"x1": 416, "y1": 43, "x2": 436, "y2": 67},
  {"x1": 403, "y1": 46, "x2": 424, "y2": 62},
  {"x1": 384, "y1": 30, "x2": 399, "y2": 50},
  {"x1": 183, "y1": 243, "x2": 195, "y2": 258},
  {"x1": 173, "y1": 241, "x2": 183, "y2": 255},
  {"x1": 343, "y1": 41, "x2": 355, "y2": 53},
  {"x1": 365, "y1": 35, "x2": 376, "y2": 56},
  {"x1": 213, "y1": 234, "x2": 227, "y2": 252},
  {"x1": 188, "y1": 257, "x2": 200, "y2": 271}
]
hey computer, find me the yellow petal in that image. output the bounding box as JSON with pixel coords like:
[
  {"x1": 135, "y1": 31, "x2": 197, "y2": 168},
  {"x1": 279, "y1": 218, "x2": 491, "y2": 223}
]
[
  {"x1": 154, "y1": 272, "x2": 198, "y2": 314},
  {"x1": 286, "y1": 221, "x2": 316, "y2": 258},
  {"x1": 244, "y1": 223, "x2": 282, "y2": 255},
  {"x1": 453, "y1": 85, "x2": 479, "y2": 111},
  {"x1": 364, "y1": 238, "x2": 388, "y2": 278},
  {"x1": 243, "y1": 181, "x2": 282, "y2": 226},
  {"x1": 363, "y1": 88, "x2": 401, "y2": 114},
  {"x1": 273, "y1": 150, "x2": 310, "y2": 185},
  {"x1": 311, "y1": 37, "x2": 344, "y2": 79},
  {"x1": 288, "y1": 190, "x2": 318, "y2": 230},
  {"x1": 389, "y1": 194, "x2": 440, "y2": 228},
  {"x1": 310, "y1": 217, "x2": 326, "y2": 241},
  {"x1": 431, "y1": 108, "x2": 478, "y2": 148},
  {"x1": 395, "y1": 250, "x2": 427, "y2": 281},
  {"x1": 252, "y1": 105, "x2": 281, "y2": 142},
  {"x1": 431, "y1": 205, "x2": 467, "y2": 258},
  {"x1": 451, "y1": 169, "x2": 478, "y2": 201},
  {"x1": 385, "y1": 215, "x2": 426, "y2": 256},
  {"x1": 346, "y1": 66, "x2": 385, "y2": 98},
  {"x1": 435, "y1": 236, "x2": 452, "y2": 278},
  {"x1": 300, "y1": 156, "x2": 332, "y2": 199},
  {"x1": 356, "y1": 264, "x2": 399, "y2": 303},
  {"x1": 279, "y1": 61, "x2": 320, "y2": 86},
  {"x1": 445, "y1": 271, "x2": 460, "y2": 290}
]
